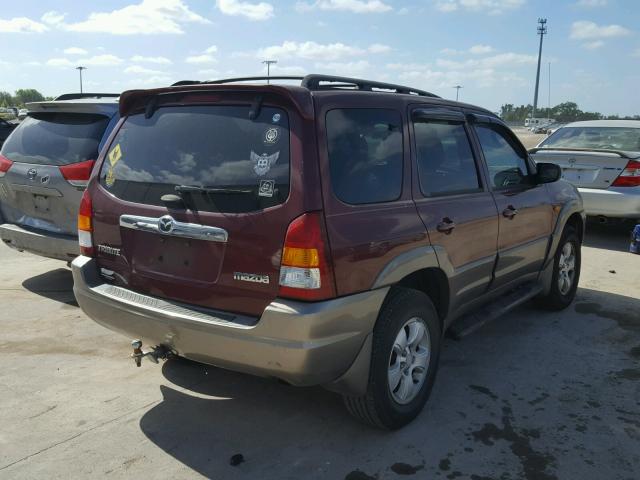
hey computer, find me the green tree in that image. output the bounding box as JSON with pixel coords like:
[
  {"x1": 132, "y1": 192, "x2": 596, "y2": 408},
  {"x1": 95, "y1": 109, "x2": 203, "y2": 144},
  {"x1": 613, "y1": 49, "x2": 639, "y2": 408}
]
[
  {"x1": 13, "y1": 89, "x2": 45, "y2": 105},
  {"x1": 0, "y1": 91, "x2": 13, "y2": 107}
]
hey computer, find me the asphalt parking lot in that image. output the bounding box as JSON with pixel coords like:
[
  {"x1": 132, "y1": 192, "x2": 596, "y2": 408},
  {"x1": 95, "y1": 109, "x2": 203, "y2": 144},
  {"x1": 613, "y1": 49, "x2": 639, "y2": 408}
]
[{"x1": 0, "y1": 221, "x2": 638, "y2": 480}]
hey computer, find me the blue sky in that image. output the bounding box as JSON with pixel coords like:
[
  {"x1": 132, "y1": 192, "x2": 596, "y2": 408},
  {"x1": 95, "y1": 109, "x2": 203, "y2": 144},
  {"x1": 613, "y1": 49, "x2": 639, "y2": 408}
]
[{"x1": 1, "y1": 0, "x2": 639, "y2": 115}]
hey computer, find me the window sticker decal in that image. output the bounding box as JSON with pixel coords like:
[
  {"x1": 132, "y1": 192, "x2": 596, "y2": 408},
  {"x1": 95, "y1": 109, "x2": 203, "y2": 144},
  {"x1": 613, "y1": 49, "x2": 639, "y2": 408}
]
[
  {"x1": 258, "y1": 179, "x2": 275, "y2": 197},
  {"x1": 251, "y1": 151, "x2": 280, "y2": 176},
  {"x1": 264, "y1": 127, "x2": 280, "y2": 145},
  {"x1": 108, "y1": 143, "x2": 122, "y2": 167},
  {"x1": 272, "y1": 113, "x2": 281, "y2": 123}
]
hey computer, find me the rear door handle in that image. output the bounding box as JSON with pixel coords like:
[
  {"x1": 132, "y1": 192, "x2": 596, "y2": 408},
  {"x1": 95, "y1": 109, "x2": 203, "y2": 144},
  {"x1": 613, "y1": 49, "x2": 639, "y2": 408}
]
[
  {"x1": 436, "y1": 218, "x2": 456, "y2": 234},
  {"x1": 503, "y1": 206, "x2": 518, "y2": 219}
]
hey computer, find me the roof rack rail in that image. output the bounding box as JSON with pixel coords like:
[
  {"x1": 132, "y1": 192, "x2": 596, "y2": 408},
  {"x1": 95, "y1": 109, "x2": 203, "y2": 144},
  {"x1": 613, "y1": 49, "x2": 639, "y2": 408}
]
[
  {"x1": 171, "y1": 77, "x2": 304, "y2": 87},
  {"x1": 54, "y1": 93, "x2": 120, "y2": 101},
  {"x1": 170, "y1": 74, "x2": 439, "y2": 98},
  {"x1": 301, "y1": 74, "x2": 439, "y2": 97}
]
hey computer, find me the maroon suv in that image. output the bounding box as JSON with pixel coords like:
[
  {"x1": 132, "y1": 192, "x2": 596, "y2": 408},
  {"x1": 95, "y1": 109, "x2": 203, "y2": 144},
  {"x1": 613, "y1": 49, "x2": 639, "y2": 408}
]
[{"x1": 72, "y1": 75, "x2": 584, "y2": 429}]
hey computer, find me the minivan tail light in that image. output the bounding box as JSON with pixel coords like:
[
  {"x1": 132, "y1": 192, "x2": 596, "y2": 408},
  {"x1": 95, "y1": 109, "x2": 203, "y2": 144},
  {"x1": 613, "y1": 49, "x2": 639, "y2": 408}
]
[
  {"x1": 612, "y1": 160, "x2": 640, "y2": 187},
  {"x1": 60, "y1": 159, "x2": 95, "y2": 187},
  {"x1": 78, "y1": 190, "x2": 94, "y2": 257},
  {"x1": 278, "y1": 212, "x2": 336, "y2": 301},
  {"x1": 0, "y1": 154, "x2": 13, "y2": 177}
]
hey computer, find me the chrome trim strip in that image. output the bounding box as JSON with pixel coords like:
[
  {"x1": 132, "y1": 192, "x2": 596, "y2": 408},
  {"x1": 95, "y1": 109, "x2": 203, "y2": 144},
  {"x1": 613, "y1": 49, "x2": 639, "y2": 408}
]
[{"x1": 119, "y1": 214, "x2": 228, "y2": 243}]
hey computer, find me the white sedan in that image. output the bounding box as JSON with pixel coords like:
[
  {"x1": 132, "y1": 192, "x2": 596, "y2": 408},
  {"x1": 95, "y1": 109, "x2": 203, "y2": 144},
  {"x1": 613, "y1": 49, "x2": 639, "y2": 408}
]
[{"x1": 530, "y1": 120, "x2": 640, "y2": 221}]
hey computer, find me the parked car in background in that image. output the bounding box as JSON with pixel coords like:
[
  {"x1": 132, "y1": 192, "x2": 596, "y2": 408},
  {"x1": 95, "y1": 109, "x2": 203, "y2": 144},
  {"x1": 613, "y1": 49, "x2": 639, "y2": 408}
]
[
  {"x1": 0, "y1": 118, "x2": 18, "y2": 146},
  {"x1": 72, "y1": 75, "x2": 584, "y2": 429},
  {"x1": 530, "y1": 120, "x2": 640, "y2": 221},
  {"x1": 0, "y1": 93, "x2": 120, "y2": 261},
  {"x1": 17, "y1": 109, "x2": 28, "y2": 120}
]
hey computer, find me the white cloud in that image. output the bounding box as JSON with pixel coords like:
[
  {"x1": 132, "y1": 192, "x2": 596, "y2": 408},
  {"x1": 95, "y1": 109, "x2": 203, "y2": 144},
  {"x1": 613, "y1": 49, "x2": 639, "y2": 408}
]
[
  {"x1": 131, "y1": 55, "x2": 173, "y2": 64},
  {"x1": 440, "y1": 48, "x2": 460, "y2": 55},
  {"x1": 124, "y1": 65, "x2": 164, "y2": 75},
  {"x1": 570, "y1": 20, "x2": 631, "y2": 40},
  {"x1": 435, "y1": 0, "x2": 525, "y2": 15},
  {"x1": 583, "y1": 40, "x2": 604, "y2": 49},
  {"x1": 267, "y1": 65, "x2": 308, "y2": 75},
  {"x1": 0, "y1": 17, "x2": 48, "y2": 33},
  {"x1": 186, "y1": 54, "x2": 217, "y2": 64},
  {"x1": 46, "y1": 58, "x2": 75, "y2": 68},
  {"x1": 185, "y1": 45, "x2": 219, "y2": 64},
  {"x1": 316, "y1": 60, "x2": 371, "y2": 75},
  {"x1": 46, "y1": 54, "x2": 124, "y2": 68},
  {"x1": 57, "y1": 0, "x2": 210, "y2": 35},
  {"x1": 368, "y1": 43, "x2": 391, "y2": 54},
  {"x1": 397, "y1": 7, "x2": 410, "y2": 14},
  {"x1": 216, "y1": 0, "x2": 274, "y2": 21},
  {"x1": 436, "y1": 52, "x2": 536, "y2": 70},
  {"x1": 126, "y1": 75, "x2": 173, "y2": 87},
  {"x1": 64, "y1": 47, "x2": 88, "y2": 55},
  {"x1": 41, "y1": 11, "x2": 66, "y2": 25},
  {"x1": 197, "y1": 68, "x2": 220, "y2": 77},
  {"x1": 469, "y1": 44, "x2": 494, "y2": 54},
  {"x1": 256, "y1": 41, "x2": 390, "y2": 61},
  {"x1": 575, "y1": 0, "x2": 607, "y2": 6},
  {"x1": 296, "y1": 0, "x2": 392, "y2": 13}
]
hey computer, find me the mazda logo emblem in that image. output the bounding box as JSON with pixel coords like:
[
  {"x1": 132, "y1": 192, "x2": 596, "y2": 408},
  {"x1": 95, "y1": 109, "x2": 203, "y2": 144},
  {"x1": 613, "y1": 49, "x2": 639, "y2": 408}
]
[
  {"x1": 27, "y1": 168, "x2": 37, "y2": 181},
  {"x1": 158, "y1": 215, "x2": 174, "y2": 234}
]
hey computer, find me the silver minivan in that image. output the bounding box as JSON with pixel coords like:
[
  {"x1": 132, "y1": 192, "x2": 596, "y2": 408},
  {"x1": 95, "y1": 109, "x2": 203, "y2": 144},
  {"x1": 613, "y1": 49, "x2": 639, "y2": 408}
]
[{"x1": 0, "y1": 93, "x2": 119, "y2": 261}]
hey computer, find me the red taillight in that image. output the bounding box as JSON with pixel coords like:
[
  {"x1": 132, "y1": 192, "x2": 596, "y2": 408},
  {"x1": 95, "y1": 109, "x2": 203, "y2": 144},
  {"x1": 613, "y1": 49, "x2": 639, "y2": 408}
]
[
  {"x1": 0, "y1": 154, "x2": 13, "y2": 177},
  {"x1": 278, "y1": 212, "x2": 336, "y2": 301},
  {"x1": 78, "y1": 190, "x2": 94, "y2": 257},
  {"x1": 612, "y1": 160, "x2": 640, "y2": 187},
  {"x1": 60, "y1": 159, "x2": 95, "y2": 187}
]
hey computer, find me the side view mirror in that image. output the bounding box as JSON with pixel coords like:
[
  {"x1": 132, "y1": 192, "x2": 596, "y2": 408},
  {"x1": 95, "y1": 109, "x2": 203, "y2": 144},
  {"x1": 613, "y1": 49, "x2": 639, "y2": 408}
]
[{"x1": 536, "y1": 162, "x2": 561, "y2": 184}]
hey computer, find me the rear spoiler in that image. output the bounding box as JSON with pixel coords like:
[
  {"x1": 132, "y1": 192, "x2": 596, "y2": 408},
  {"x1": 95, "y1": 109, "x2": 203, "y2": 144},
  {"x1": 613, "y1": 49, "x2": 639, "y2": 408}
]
[
  {"x1": 26, "y1": 101, "x2": 119, "y2": 115},
  {"x1": 528, "y1": 147, "x2": 640, "y2": 159},
  {"x1": 118, "y1": 84, "x2": 315, "y2": 120}
]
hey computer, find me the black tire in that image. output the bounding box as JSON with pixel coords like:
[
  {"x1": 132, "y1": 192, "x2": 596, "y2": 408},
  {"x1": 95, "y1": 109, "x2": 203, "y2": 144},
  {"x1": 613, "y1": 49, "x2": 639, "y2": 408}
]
[
  {"x1": 343, "y1": 288, "x2": 441, "y2": 430},
  {"x1": 535, "y1": 225, "x2": 581, "y2": 310}
]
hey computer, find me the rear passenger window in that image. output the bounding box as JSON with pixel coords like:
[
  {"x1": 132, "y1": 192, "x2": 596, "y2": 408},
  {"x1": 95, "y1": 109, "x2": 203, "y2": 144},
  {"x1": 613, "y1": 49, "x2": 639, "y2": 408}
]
[
  {"x1": 475, "y1": 125, "x2": 531, "y2": 189},
  {"x1": 326, "y1": 109, "x2": 403, "y2": 205},
  {"x1": 414, "y1": 120, "x2": 481, "y2": 196}
]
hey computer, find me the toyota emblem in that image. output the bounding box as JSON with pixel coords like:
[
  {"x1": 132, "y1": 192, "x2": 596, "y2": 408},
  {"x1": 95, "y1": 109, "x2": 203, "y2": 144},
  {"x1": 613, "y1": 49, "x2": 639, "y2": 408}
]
[
  {"x1": 158, "y1": 215, "x2": 174, "y2": 234},
  {"x1": 27, "y1": 168, "x2": 37, "y2": 181}
]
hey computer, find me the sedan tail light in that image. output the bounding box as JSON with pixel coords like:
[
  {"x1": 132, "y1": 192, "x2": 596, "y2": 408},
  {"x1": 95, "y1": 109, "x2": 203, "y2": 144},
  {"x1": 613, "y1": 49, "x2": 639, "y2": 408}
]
[
  {"x1": 612, "y1": 160, "x2": 640, "y2": 187},
  {"x1": 0, "y1": 154, "x2": 13, "y2": 178},
  {"x1": 60, "y1": 159, "x2": 95, "y2": 188},
  {"x1": 78, "y1": 190, "x2": 94, "y2": 257}
]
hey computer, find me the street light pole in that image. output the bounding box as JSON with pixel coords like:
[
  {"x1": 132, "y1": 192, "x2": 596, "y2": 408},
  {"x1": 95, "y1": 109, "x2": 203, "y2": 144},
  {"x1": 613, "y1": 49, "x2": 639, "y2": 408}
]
[
  {"x1": 532, "y1": 18, "x2": 547, "y2": 119},
  {"x1": 453, "y1": 85, "x2": 462, "y2": 101},
  {"x1": 76, "y1": 66, "x2": 87, "y2": 94},
  {"x1": 262, "y1": 60, "x2": 277, "y2": 84}
]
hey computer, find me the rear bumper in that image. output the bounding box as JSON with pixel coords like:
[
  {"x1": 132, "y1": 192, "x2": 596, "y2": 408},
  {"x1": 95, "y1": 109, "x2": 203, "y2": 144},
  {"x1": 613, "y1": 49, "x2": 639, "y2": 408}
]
[
  {"x1": 0, "y1": 223, "x2": 79, "y2": 261},
  {"x1": 578, "y1": 186, "x2": 640, "y2": 219},
  {"x1": 72, "y1": 256, "x2": 387, "y2": 390}
]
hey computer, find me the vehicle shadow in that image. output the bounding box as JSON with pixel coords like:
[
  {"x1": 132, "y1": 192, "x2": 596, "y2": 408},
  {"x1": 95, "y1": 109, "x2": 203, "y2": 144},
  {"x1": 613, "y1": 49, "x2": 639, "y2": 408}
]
[
  {"x1": 583, "y1": 220, "x2": 634, "y2": 253},
  {"x1": 137, "y1": 286, "x2": 640, "y2": 479},
  {"x1": 21, "y1": 268, "x2": 78, "y2": 306}
]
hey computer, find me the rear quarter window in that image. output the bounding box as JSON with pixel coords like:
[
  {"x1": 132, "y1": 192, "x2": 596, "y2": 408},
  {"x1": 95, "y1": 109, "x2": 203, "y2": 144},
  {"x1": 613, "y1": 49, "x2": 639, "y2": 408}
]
[
  {"x1": 326, "y1": 108, "x2": 403, "y2": 205},
  {"x1": 1, "y1": 112, "x2": 110, "y2": 166},
  {"x1": 99, "y1": 105, "x2": 290, "y2": 214}
]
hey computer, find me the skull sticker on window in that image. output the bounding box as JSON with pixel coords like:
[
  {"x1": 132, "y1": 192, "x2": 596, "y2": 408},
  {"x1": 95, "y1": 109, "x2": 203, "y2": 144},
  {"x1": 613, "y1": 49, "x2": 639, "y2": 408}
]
[{"x1": 251, "y1": 151, "x2": 280, "y2": 176}]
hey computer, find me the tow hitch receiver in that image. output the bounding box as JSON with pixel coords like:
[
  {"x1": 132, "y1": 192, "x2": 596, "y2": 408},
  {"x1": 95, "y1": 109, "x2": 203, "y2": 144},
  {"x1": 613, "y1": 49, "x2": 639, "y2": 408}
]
[{"x1": 131, "y1": 340, "x2": 171, "y2": 367}]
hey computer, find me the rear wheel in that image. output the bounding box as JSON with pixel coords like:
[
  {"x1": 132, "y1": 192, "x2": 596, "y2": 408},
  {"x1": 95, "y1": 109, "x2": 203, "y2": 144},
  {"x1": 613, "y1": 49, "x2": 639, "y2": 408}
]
[
  {"x1": 536, "y1": 226, "x2": 581, "y2": 310},
  {"x1": 343, "y1": 288, "x2": 441, "y2": 429}
]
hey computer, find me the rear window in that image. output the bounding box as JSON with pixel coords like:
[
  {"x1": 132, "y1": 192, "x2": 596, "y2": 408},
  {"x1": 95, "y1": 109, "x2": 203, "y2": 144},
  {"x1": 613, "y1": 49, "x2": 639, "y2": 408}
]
[
  {"x1": 100, "y1": 105, "x2": 290, "y2": 214},
  {"x1": 326, "y1": 108, "x2": 403, "y2": 205},
  {"x1": 540, "y1": 126, "x2": 640, "y2": 151},
  {"x1": 0, "y1": 112, "x2": 110, "y2": 166}
]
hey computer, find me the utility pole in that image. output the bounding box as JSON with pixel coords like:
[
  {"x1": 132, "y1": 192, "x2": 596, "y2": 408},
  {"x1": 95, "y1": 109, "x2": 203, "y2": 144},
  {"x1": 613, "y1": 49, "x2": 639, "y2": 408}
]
[
  {"x1": 262, "y1": 60, "x2": 277, "y2": 84},
  {"x1": 453, "y1": 85, "x2": 463, "y2": 101},
  {"x1": 76, "y1": 66, "x2": 87, "y2": 94},
  {"x1": 547, "y1": 62, "x2": 551, "y2": 122},
  {"x1": 532, "y1": 18, "x2": 547, "y2": 119}
]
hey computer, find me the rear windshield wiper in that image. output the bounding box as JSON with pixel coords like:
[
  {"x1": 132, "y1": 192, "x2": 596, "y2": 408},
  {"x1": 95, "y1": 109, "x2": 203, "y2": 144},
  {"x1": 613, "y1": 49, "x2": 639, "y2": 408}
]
[{"x1": 175, "y1": 185, "x2": 253, "y2": 195}]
